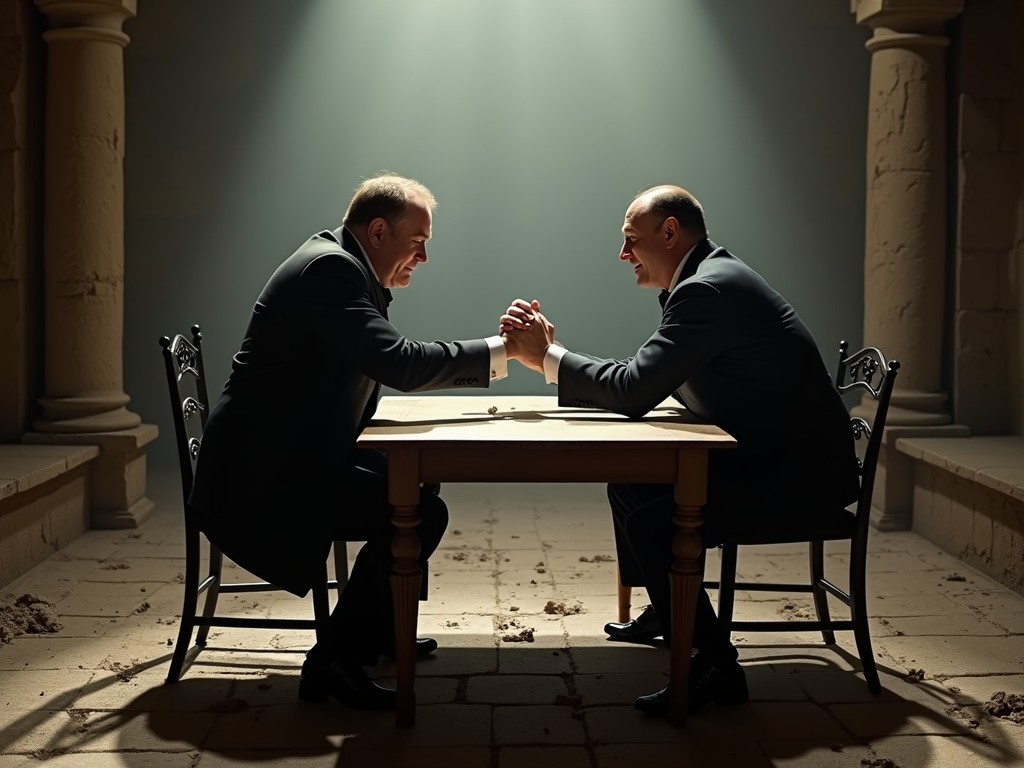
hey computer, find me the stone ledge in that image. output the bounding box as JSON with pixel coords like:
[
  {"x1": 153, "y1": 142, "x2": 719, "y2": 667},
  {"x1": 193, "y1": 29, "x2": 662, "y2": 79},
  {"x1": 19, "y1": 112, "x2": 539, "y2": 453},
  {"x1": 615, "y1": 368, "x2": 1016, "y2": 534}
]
[
  {"x1": 895, "y1": 435, "x2": 1024, "y2": 503},
  {"x1": 0, "y1": 443, "x2": 100, "y2": 501}
]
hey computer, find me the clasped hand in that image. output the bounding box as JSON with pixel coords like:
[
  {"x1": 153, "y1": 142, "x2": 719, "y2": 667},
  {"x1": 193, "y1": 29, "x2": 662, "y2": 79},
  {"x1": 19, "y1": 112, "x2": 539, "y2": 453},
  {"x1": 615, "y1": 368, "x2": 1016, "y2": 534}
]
[{"x1": 499, "y1": 298, "x2": 555, "y2": 374}]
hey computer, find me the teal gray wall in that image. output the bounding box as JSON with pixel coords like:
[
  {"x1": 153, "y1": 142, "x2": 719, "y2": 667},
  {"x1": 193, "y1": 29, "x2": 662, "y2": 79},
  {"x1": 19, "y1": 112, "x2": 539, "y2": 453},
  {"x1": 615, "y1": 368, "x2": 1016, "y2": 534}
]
[{"x1": 124, "y1": 0, "x2": 869, "y2": 467}]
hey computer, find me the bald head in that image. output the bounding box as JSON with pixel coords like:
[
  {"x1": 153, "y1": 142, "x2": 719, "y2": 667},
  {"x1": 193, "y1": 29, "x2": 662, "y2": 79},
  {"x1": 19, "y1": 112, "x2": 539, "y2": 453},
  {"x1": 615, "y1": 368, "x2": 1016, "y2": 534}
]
[
  {"x1": 619, "y1": 185, "x2": 708, "y2": 290},
  {"x1": 630, "y1": 185, "x2": 707, "y2": 239}
]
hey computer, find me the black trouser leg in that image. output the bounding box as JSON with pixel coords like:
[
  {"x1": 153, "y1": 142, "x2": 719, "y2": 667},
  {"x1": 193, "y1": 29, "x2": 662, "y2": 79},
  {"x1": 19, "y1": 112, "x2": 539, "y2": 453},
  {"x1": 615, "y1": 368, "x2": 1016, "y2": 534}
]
[
  {"x1": 313, "y1": 450, "x2": 448, "y2": 663},
  {"x1": 608, "y1": 482, "x2": 737, "y2": 664}
]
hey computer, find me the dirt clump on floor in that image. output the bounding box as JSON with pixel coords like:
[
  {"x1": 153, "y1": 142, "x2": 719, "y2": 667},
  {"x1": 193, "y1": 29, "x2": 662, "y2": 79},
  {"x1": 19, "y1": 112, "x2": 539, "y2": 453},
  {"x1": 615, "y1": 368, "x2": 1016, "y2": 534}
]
[
  {"x1": 0, "y1": 594, "x2": 63, "y2": 644},
  {"x1": 986, "y1": 691, "x2": 1024, "y2": 724},
  {"x1": 543, "y1": 600, "x2": 583, "y2": 616},
  {"x1": 497, "y1": 617, "x2": 535, "y2": 643}
]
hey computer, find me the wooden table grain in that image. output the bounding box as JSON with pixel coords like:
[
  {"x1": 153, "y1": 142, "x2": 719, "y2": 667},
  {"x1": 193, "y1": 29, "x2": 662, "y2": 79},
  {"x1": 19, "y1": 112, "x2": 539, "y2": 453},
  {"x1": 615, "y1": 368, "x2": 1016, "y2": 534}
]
[{"x1": 357, "y1": 395, "x2": 736, "y2": 726}]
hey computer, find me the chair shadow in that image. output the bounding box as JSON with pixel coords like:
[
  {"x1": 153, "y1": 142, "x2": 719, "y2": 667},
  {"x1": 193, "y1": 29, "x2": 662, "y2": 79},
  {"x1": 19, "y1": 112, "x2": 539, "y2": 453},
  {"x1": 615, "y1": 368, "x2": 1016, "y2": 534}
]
[{"x1": 3, "y1": 644, "x2": 1020, "y2": 768}]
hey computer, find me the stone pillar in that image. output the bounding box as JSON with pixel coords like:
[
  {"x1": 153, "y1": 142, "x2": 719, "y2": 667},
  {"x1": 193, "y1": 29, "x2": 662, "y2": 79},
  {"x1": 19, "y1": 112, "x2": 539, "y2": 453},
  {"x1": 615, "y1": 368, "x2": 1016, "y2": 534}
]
[
  {"x1": 852, "y1": 0, "x2": 968, "y2": 530},
  {"x1": 25, "y1": 0, "x2": 156, "y2": 529}
]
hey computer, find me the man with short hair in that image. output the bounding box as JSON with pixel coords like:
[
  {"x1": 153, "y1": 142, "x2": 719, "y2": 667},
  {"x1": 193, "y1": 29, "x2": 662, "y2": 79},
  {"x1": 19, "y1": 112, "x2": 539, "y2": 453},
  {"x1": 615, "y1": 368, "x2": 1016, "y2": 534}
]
[
  {"x1": 191, "y1": 173, "x2": 510, "y2": 709},
  {"x1": 500, "y1": 185, "x2": 859, "y2": 716}
]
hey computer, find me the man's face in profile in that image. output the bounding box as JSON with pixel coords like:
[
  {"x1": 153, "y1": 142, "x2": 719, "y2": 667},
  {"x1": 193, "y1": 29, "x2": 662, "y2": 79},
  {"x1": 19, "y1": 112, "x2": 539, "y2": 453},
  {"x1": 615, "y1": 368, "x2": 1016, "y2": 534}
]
[
  {"x1": 619, "y1": 203, "x2": 667, "y2": 289},
  {"x1": 376, "y1": 200, "x2": 432, "y2": 289}
]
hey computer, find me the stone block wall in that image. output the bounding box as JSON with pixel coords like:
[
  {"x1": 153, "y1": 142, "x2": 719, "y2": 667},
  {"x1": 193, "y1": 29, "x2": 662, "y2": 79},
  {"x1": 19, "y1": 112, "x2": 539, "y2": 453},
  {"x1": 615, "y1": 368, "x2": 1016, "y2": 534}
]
[
  {"x1": 953, "y1": 0, "x2": 1024, "y2": 435},
  {"x1": 0, "y1": 0, "x2": 44, "y2": 442}
]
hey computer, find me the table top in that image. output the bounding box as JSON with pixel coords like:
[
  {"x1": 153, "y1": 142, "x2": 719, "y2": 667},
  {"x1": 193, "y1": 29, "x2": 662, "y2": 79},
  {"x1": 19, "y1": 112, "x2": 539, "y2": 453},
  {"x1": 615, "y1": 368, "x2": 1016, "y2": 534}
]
[{"x1": 358, "y1": 395, "x2": 736, "y2": 450}]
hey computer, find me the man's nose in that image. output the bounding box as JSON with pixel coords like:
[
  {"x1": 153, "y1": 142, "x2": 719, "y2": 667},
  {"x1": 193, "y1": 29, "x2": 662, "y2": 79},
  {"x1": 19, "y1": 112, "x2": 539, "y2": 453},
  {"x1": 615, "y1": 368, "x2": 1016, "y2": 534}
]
[
  {"x1": 619, "y1": 245, "x2": 630, "y2": 261},
  {"x1": 418, "y1": 246, "x2": 428, "y2": 263}
]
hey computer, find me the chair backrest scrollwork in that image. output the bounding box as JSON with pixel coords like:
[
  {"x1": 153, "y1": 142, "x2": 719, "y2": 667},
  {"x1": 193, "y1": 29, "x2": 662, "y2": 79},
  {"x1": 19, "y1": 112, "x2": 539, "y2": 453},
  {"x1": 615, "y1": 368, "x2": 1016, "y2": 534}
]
[
  {"x1": 159, "y1": 325, "x2": 210, "y2": 503},
  {"x1": 833, "y1": 340, "x2": 901, "y2": 546}
]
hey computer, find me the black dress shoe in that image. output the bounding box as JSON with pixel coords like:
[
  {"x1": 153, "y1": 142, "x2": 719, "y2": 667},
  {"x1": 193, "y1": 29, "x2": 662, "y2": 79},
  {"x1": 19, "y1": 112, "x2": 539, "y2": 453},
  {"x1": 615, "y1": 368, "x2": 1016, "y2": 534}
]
[
  {"x1": 297, "y1": 654, "x2": 397, "y2": 709},
  {"x1": 688, "y1": 657, "x2": 747, "y2": 713},
  {"x1": 604, "y1": 604, "x2": 663, "y2": 643},
  {"x1": 634, "y1": 658, "x2": 748, "y2": 716}
]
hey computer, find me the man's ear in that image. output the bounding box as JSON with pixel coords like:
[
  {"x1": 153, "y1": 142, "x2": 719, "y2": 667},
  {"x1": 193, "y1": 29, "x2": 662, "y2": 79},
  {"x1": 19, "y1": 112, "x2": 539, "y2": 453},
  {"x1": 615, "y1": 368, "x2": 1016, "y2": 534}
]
[
  {"x1": 662, "y1": 216, "x2": 680, "y2": 248},
  {"x1": 367, "y1": 217, "x2": 387, "y2": 247}
]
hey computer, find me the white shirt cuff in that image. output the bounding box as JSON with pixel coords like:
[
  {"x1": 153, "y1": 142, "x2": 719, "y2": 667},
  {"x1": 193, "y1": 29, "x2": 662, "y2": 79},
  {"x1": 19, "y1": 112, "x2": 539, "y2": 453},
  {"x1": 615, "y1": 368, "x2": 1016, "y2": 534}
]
[
  {"x1": 543, "y1": 343, "x2": 567, "y2": 384},
  {"x1": 486, "y1": 335, "x2": 508, "y2": 381}
]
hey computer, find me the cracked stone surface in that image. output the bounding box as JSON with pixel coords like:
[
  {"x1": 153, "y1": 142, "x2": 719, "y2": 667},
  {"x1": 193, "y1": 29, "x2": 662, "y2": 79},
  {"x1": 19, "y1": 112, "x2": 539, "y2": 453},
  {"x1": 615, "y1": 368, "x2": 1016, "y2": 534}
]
[{"x1": 0, "y1": 472, "x2": 1022, "y2": 767}]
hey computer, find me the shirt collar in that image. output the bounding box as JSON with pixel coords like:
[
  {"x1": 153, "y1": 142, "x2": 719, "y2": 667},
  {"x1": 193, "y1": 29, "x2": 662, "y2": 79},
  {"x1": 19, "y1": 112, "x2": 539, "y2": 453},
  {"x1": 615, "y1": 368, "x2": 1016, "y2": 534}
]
[
  {"x1": 668, "y1": 241, "x2": 699, "y2": 291},
  {"x1": 343, "y1": 226, "x2": 381, "y2": 285}
]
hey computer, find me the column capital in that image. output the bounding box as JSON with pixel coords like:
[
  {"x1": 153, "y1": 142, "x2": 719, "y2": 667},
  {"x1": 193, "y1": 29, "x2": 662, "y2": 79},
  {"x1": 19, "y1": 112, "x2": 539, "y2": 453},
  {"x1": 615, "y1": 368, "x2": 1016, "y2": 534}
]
[
  {"x1": 33, "y1": 0, "x2": 135, "y2": 30},
  {"x1": 852, "y1": 0, "x2": 964, "y2": 33}
]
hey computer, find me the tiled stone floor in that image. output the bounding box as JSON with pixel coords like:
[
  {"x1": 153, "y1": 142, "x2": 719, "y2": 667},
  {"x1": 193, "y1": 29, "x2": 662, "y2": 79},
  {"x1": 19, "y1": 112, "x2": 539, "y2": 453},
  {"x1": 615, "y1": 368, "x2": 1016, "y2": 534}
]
[{"x1": 2, "y1": 469, "x2": 1023, "y2": 767}]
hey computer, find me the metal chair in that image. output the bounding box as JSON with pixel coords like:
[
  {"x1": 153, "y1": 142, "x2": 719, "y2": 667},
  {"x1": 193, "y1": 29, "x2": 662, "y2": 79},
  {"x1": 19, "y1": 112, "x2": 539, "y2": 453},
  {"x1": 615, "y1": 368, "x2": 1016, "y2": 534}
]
[
  {"x1": 613, "y1": 340, "x2": 900, "y2": 694},
  {"x1": 160, "y1": 324, "x2": 350, "y2": 682},
  {"x1": 702, "y1": 341, "x2": 900, "y2": 694}
]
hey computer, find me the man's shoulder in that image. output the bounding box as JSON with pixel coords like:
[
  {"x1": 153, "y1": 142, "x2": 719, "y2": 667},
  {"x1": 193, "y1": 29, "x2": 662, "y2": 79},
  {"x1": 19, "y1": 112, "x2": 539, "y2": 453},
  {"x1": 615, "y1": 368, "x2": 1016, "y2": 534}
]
[{"x1": 290, "y1": 232, "x2": 365, "y2": 275}]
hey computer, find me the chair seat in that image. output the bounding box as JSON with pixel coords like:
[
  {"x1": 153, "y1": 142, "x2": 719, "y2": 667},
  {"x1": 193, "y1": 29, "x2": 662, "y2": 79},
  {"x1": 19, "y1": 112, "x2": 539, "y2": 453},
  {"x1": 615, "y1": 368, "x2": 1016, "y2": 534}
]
[{"x1": 714, "y1": 506, "x2": 857, "y2": 547}]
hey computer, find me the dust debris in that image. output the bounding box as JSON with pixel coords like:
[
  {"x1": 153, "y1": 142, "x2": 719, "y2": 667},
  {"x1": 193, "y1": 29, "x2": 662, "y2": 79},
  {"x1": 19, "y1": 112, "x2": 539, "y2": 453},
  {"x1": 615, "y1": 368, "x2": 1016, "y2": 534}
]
[
  {"x1": 510, "y1": 606, "x2": 519, "y2": 612},
  {"x1": 451, "y1": 530, "x2": 462, "y2": 536},
  {"x1": 511, "y1": 535, "x2": 520, "y2": 539},
  {"x1": 173, "y1": 572, "x2": 184, "y2": 584},
  {"x1": 487, "y1": 406, "x2": 499, "y2": 415},
  {"x1": 450, "y1": 552, "x2": 468, "y2": 562},
  {"x1": 543, "y1": 600, "x2": 584, "y2": 616},
  {"x1": 944, "y1": 573, "x2": 967, "y2": 582},
  {"x1": 497, "y1": 616, "x2": 535, "y2": 643},
  {"x1": 578, "y1": 554, "x2": 615, "y2": 563},
  {"x1": 778, "y1": 602, "x2": 812, "y2": 620},
  {"x1": 986, "y1": 691, "x2": 1024, "y2": 724},
  {"x1": 860, "y1": 759, "x2": 900, "y2": 768},
  {"x1": 103, "y1": 659, "x2": 142, "y2": 683},
  {"x1": 905, "y1": 668, "x2": 925, "y2": 682},
  {"x1": 445, "y1": 620, "x2": 461, "y2": 628},
  {"x1": 99, "y1": 561, "x2": 130, "y2": 570},
  {"x1": 830, "y1": 743, "x2": 844, "y2": 752},
  {"x1": 502, "y1": 628, "x2": 535, "y2": 643},
  {"x1": 133, "y1": 602, "x2": 151, "y2": 614},
  {"x1": 0, "y1": 594, "x2": 63, "y2": 644}
]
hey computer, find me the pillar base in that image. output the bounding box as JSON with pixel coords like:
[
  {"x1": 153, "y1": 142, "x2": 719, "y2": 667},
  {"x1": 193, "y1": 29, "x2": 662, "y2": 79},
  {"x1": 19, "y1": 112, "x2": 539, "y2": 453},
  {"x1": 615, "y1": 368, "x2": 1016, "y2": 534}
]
[
  {"x1": 870, "y1": 424, "x2": 970, "y2": 531},
  {"x1": 92, "y1": 495, "x2": 155, "y2": 530},
  {"x1": 22, "y1": 423, "x2": 159, "y2": 530}
]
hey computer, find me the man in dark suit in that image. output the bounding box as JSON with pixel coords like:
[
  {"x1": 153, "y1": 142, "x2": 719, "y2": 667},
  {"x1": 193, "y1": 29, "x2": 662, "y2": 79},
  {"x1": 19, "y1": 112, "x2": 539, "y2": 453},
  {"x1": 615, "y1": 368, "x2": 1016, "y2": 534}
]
[
  {"x1": 190, "y1": 173, "x2": 512, "y2": 709},
  {"x1": 500, "y1": 185, "x2": 859, "y2": 716}
]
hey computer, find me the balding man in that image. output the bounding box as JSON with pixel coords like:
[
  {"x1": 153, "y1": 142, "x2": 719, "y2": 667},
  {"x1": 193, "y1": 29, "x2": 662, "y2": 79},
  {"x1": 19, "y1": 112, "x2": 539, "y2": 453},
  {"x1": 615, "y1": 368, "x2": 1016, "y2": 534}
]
[{"x1": 500, "y1": 185, "x2": 859, "y2": 716}]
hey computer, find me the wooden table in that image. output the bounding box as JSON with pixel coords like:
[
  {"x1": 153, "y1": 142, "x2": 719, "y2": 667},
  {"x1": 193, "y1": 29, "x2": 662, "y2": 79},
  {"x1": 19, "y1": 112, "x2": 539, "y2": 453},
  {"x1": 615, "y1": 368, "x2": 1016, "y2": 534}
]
[{"x1": 357, "y1": 395, "x2": 735, "y2": 726}]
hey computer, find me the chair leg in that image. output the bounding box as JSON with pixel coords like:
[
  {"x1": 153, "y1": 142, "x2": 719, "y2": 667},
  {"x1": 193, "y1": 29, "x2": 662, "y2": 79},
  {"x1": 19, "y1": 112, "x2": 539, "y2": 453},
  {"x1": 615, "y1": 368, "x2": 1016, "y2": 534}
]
[
  {"x1": 333, "y1": 540, "x2": 349, "y2": 597},
  {"x1": 312, "y1": 574, "x2": 332, "y2": 647},
  {"x1": 166, "y1": 523, "x2": 202, "y2": 683},
  {"x1": 616, "y1": 566, "x2": 631, "y2": 623},
  {"x1": 195, "y1": 544, "x2": 224, "y2": 647},
  {"x1": 809, "y1": 541, "x2": 836, "y2": 645},
  {"x1": 717, "y1": 543, "x2": 738, "y2": 634},
  {"x1": 849, "y1": 543, "x2": 881, "y2": 694}
]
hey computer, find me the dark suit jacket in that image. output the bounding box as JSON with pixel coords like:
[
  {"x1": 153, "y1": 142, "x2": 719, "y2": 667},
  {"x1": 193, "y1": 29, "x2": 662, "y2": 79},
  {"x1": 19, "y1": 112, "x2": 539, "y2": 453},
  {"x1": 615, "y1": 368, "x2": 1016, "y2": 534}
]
[
  {"x1": 189, "y1": 227, "x2": 492, "y2": 594},
  {"x1": 557, "y1": 239, "x2": 859, "y2": 537}
]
